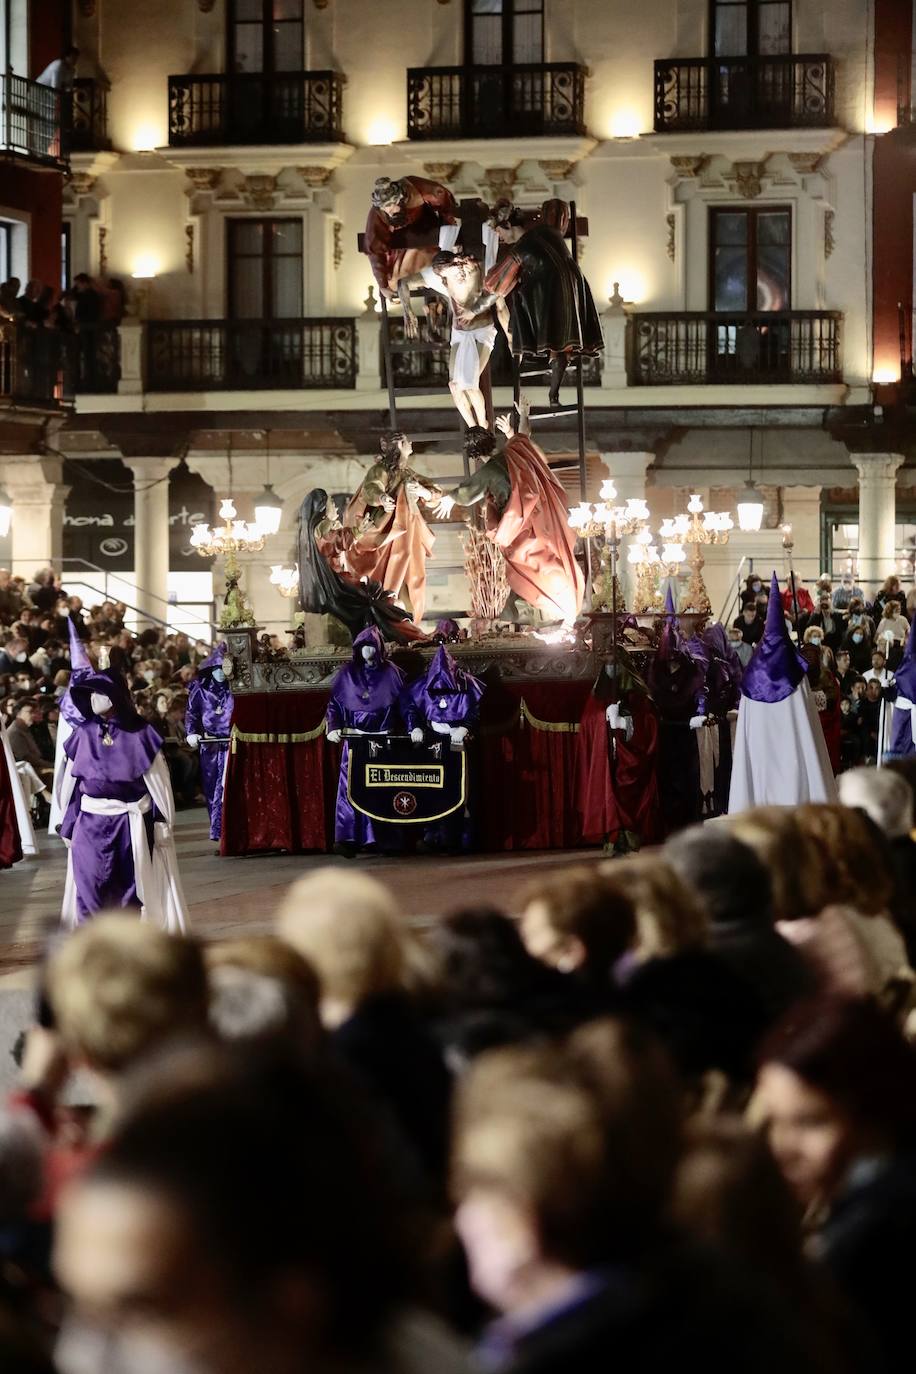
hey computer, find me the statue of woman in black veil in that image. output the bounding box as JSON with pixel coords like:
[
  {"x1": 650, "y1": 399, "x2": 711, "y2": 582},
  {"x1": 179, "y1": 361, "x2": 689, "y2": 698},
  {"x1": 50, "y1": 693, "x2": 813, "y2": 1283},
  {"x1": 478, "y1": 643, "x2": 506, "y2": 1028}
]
[{"x1": 296, "y1": 489, "x2": 428, "y2": 645}]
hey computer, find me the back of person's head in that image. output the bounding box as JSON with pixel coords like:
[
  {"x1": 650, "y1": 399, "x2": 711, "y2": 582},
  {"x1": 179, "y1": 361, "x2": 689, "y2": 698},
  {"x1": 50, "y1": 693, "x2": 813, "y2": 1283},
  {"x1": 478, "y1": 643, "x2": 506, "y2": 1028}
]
[
  {"x1": 0, "y1": 1109, "x2": 43, "y2": 1225},
  {"x1": 275, "y1": 869, "x2": 404, "y2": 1021},
  {"x1": 759, "y1": 996, "x2": 916, "y2": 1150},
  {"x1": 728, "y1": 807, "x2": 822, "y2": 921},
  {"x1": 58, "y1": 1042, "x2": 414, "y2": 1366},
  {"x1": 794, "y1": 803, "x2": 893, "y2": 915},
  {"x1": 665, "y1": 827, "x2": 774, "y2": 928},
  {"x1": 205, "y1": 936, "x2": 322, "y2": 1048},
  {"x1": 600, "y1": 854, "x2": 708, "y2": 958},
  {"x1": 838, "y1": 767, "x2": 915, "y2": 841},
  {"x1": 435, "y1": 905, "x2": 550, "y2": 1010},
  {"x1": 517, "y1": 866, "x2": 636, "y2": 977},
  {"x1": 46, "y1": 915, "x2": 210, "y2": 1074}
]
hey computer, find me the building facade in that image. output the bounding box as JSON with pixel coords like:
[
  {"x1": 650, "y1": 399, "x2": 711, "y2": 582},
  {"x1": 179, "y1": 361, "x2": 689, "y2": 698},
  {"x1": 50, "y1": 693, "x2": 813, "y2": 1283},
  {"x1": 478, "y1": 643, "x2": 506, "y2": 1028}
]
[{"x1": 3, "y1": 0, "x2": 912, "y2": 633}]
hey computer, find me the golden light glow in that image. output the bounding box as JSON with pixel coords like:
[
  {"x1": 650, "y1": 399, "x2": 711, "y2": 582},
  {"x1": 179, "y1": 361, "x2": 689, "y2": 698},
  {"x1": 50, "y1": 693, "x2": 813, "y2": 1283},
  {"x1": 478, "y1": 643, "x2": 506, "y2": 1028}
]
[
  {"x1": 366, "y1": 117, "x2": 397, "y2": 146},
  {"x1": 131, "y1": 253, "x2": 160, "y2": 279},
  {"x1": 606, "y1": 270, "x2": 647, "y2": 305},
  {"x1": 609, "y1": 109, "x2": 641, "y2": 138},
  {"x1": 131, "y1": 124, "x2": 161, "y2": 153},
  {"x1": 872, "y1": 365, "x2": 900, "y2": 385}
]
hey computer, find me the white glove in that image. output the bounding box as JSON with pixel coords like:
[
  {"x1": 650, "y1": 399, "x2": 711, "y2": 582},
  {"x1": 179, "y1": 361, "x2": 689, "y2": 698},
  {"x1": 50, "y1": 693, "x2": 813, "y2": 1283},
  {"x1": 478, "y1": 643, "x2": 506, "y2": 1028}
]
[
  {"x1": 689, "y1": 715, "x2": 707, "y2": 730},
  {"x1": 431, "y1": 720, "x2": 452, "y2": 735},
  {"x1": 326, "y1": 729, "x2": 342, "y2": 744},
  {"x1": 186, "y1": 733, "x2": 200, "y2": 748},
  {"x1": 450, "y1": 726, "x2": 468, "y2": 744},
  {"x1": 410, "y1": 727, "x2": 424, "y2": 744},
  {"x1": 606, "y1": 703, "x2": 622, "y2": 729}
]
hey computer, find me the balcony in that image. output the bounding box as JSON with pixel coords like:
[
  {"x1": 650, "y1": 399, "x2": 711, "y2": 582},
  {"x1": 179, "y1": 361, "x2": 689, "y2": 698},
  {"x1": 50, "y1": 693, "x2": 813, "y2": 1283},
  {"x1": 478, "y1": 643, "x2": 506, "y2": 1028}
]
[
  {"x1": 145, "y1": 319, "x2": 357, "y2": 391},
  {"x1": 654, "y1": 54, "x2": 835, "y2": 133},
  {"x1": 1, "y1": 73, "x2": 65, "y2": 168},
  {"x1": 381, "y1": 320, "x2": 602, "y2": 389},
  {"x1": 0, "y1": 321, "x2": 74, "y2": 408},
  {"x1": 68, "y1": 78, "x2": 110, "y2": 152},
  {"x1": 72, "y1": 323, "x2": 120, "y2": 394},
  {"x1": 626, "y1": 311, "x2": 842, "y2": 386},
  {"x1": 406, "y1": 63, "x2": 586, "y2": 140},
  {"x1": 167, "y1": 71, "x2": 345, "y2": 147}
]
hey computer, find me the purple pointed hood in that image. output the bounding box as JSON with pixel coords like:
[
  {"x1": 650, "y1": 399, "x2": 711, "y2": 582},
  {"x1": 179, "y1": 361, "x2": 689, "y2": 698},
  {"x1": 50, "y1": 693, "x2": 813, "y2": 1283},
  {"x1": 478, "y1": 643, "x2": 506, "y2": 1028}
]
[
  {"x1": 197, "y1": 641, "x2": 230, "y2": 687},
  {"x1": 67, "y1": 615, "x2": 92, "y2": 672},
  {"x1": 894, "y1": 613, "x2": 916, "y2": 699},
  {"x1": 70, "y1": 668, "x2": 147, "y2": 732},
  {"x1": 740, "y1": 572, "x2": 806, "y2": 704},
  {"x1": 425, "y1": 645, "x2": 484, "y2": 702},
  {"x1": 59, "y1": 616, "x2": 96, "y2": 727},
  {"x1": 648, "y1": 593, "x2": 705, "y2": 718},
  {"x1": 352, "y1": 625, "x2": 388, "y2": 664},
  {"x1": 664, "y1": 583, "x2": 677, "y2": 617}
]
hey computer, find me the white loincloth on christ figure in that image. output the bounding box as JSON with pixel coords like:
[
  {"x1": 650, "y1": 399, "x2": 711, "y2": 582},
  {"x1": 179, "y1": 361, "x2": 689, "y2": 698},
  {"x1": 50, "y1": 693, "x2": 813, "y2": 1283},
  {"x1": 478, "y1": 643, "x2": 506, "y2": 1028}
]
[{"x1": 728, "y1": 571, "x2": 837, "y2": 813}]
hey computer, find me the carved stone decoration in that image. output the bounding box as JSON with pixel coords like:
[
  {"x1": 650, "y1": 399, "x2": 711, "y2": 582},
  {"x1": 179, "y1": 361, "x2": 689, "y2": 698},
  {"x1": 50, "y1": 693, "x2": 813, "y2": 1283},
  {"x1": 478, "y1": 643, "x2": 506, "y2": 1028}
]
[
  {"x1": 538, "y1": 159, "x2": 573, "y2": 181},
  {"x1": 422, "y1": 161, "x2": 460, "y2": 183},
  {"x1": 98, "y1": 225, "x2": 108, "y2": 276},
  {"x1": 185, "y1": 223, "x2": 195, "y2": 274},
  {"x1": 333, "y1": 220, "x2": 343, "y2": 270},
  {"x1": 731, "y1": 160, "x2": 766, "y2": 199},
  {"x1": 241, "y1": 174, "x2": 277, "y2": 210},
  {"x1": 68, "y1": 171, "x2": 96, "y2": 198},
  {"x1": 185, "y1": 167, "x2": 221, "y2": 192},
  {"x1": 824, "y1": 208, "x2": 835, "y2": 259},
  {"x1": 665, "y1": 212, "x2": 675, "y2": 262},
  {"x1": 297, "y1": 165, "x2": 332, "y2": 187},
  {"x1": 484, "y1": 166, "x2": 517, "y2": 202},
  {"x1": 788, "y1": 151, "x2": 822, "y2": 175},
  {"x1": 669, "y1": 155, "x2": 706, "y2": 178}
]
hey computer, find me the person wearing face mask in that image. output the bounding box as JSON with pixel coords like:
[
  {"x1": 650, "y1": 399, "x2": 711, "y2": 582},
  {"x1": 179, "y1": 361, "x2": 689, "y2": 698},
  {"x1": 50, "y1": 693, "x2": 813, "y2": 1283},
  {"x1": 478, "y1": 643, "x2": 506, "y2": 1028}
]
[
  {"x1": 325, "y1": 627, "x2": 409, "y2": 857},
  {"x1": 844, "y1": 597, "x2": 875, "y2": 638},
  {"x1": 58, "y1": 667, "x2": 189, "y2": 929},
  {"x1": 0, "y1": 635, "x2": 36, "y2": 678},
  {"x1": 185, "y1": 646, "x2": 234, "y2": 844},
  {"x1": 840, "y1": 620, "x2": 872, "y2": 674},
  {"x1": 802, "y1": 595, "x2": 842, "y2": 652},
  {"x1": 727, "y1": 626, "x2": 754, "y2": 668},
  {"x1": 832, "y1": 573, "x2": 864, "y2": 611}
]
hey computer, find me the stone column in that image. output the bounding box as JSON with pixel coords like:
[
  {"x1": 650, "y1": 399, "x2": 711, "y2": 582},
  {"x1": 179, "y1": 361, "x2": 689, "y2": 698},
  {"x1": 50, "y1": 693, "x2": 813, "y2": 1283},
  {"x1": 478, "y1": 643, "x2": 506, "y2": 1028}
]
[
  {"x1": 124, "y1": 458, "x2": 180, "y2": 626},
  {"x1": 851, "y1": 453, "x2": 904, "y2": 596},
  {"x1": 0, "y1": 457, "x2": 70, "y2": 575},
  {"x1": 598, "y1": 451, "x2": 653, "y2": 607}
]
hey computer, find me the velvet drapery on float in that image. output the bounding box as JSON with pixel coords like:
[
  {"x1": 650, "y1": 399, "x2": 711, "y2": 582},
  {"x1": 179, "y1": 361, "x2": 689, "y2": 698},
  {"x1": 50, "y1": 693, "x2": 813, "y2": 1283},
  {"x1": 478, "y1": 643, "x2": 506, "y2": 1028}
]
[{"x1": 222, "y1": 679, "x2": 592, "y2": 856}]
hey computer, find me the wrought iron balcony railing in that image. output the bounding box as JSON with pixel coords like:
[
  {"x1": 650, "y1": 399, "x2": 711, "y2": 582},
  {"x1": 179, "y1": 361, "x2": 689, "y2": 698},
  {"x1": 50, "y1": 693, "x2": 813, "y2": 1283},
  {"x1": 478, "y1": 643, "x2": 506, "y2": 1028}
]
[
  {"x1": 168, "y1": 71, "x2": 345, "y2": 146},
  {"x1": 654, "y1": 54, "x2": 835, "y2": 132},
  {"x1": 0, "y1": 321, "x2": 74, "y2": 407},
  {"x1": 1, "y1": 73, "x2": 65, "y2": 166},
  {"x1": 72, "y1": 322, "x2": 120, "y2": 393},
  {"x1": 626, "y1": 310, "x2": 842, "y2": 386},
  {"x1": 68, "y1": 78, "x2": 110, "y2": 152},
  {"x1": 382, "y1": 320, "x2": 602, "y2": 388},
  {"x1": 406, "y1": 62, "x2": 587, "y2": 140},
  {"x1": 146, "y1": 318, "x2": 357, "y2": 391}
]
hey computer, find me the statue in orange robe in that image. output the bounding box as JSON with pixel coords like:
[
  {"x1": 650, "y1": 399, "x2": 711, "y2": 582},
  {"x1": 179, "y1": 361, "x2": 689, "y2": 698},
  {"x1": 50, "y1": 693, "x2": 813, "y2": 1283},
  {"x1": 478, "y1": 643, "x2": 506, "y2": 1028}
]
[
  {"x1": 576, "y1": 656, "x2": 662, "y2": 854},
  {"x1": 433, "y1": 406, "x2": 584, "y2": 625},
  {"x1": 343, "y1": 432, "x2": 443, "y2": 625}
]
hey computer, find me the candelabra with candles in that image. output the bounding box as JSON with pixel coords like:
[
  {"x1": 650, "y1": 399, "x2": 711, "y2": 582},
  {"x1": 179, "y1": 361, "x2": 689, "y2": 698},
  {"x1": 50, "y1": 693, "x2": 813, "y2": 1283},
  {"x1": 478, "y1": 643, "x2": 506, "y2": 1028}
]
[
  {"x1": 269, "y1": 564, "x2": 300, "y2": 599},
  {"x1": 567, "y1": 479, "x2": 651, "y2": 613},
  {"x1": 190, "y1": 498, "x2": 264, "y2": 629},
  {"x1": 627, "y1": 526, "x2": 663, "y2": 613},
  {"x1": 659, "y1": 494, "x2": 733, "y2": 615}
]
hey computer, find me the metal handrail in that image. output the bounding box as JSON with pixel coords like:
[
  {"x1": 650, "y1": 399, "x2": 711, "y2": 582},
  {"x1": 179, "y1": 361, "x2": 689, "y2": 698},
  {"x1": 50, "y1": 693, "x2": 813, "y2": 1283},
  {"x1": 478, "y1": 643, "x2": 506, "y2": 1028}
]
[
  {"x1": 717, "y1": 555, "x2": 747, "y2": 627},
  {"x1": 8, "y1": 557, "x2": 219, "y2": 637}
]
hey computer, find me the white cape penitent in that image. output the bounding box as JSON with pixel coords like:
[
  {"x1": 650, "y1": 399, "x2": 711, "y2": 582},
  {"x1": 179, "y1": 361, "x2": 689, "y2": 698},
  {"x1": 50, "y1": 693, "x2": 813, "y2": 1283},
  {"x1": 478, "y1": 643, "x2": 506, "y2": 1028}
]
[{"x1": 728, "y1": 676, "x2": 838, "y2": 813}]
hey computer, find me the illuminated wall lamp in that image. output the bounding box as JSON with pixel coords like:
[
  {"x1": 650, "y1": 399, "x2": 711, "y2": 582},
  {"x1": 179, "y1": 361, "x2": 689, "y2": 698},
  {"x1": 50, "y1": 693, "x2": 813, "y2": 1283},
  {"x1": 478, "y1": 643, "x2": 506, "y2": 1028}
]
[{"x1": 0, "y1": 487, "x2": 11, "y2": 539}]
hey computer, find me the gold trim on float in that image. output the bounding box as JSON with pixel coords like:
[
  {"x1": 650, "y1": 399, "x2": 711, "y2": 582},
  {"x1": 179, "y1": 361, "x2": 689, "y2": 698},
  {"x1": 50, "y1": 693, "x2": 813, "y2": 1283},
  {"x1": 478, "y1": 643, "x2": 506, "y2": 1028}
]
[
  {"x1": 346, "y1": 751, "x2": 467, "y2": 824},
  {"x1": 519, "y1": 699, "x2": 580, "y2": 733},
  {"x1": 230, "y1": 720, "x2": 327, "y2": 751}
]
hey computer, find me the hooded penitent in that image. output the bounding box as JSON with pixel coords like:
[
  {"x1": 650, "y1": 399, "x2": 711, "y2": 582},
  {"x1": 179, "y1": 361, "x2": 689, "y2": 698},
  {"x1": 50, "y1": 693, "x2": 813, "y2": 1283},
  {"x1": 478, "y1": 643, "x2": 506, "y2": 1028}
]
[
  {"x1": 400, "y1": 645, "x2": 484, "y2": 734},
  {"x1": 576, "y1": 650, "x2": 662, "y2": 850},
  {"x1": 186, "y1": 644, "x2": 233, "y2": 841},
  {"x1": 326, "y1": 627, "x2": 407, "y2": 849},
  {"x1": 648, "y1": 588, "x2": 705, "y2": 723},
  {"x1": 886, "y1": 613, "x2": 916, "y2": 758},
  {"x1": 49, "y1": 617, "x2": 97, "y2": 833},
  {"x1": 59, "y1": 668, "x2": 188, "y2": 928},
  {"x1": 686, "y1": 621, "x2": 743, "y2": 718},
  {"x1": 728, "y1": 572, "x2": 837, "y2": 811}
]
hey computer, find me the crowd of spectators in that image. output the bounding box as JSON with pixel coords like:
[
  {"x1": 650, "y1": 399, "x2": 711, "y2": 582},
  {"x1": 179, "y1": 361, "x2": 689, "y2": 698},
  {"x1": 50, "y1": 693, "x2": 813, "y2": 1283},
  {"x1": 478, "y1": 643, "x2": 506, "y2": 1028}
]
[
  {"x1": 730, "y1": 570, "x2": 915, "y2": 769},
  {"x1": 0, "y1": 273, "x2": 126, "y2": 393},
  {"x1": 0, "y1": 566, "x2": 212, "y2": 822},
  {"x1": 4, "y1": 769, "x2": 916, "y2": 1373}
]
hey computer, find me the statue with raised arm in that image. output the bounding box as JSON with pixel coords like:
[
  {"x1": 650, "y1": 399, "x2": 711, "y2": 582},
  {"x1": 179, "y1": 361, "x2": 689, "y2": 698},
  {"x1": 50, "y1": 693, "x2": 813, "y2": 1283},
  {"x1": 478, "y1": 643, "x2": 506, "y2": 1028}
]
[
  {"x1": 433, "y1": 399, "x2": 584, "y2": 625},
  {"x1": 343, "y1": 431, "x2": 443, "y2": 625},
  {"x1": 365, "y1": 175, "x2": 459, "y2": 338}
]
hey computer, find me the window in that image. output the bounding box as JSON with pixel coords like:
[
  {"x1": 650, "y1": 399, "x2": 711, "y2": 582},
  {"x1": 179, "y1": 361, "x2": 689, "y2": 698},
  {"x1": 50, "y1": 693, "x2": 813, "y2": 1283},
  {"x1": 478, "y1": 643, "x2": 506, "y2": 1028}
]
[
  {"x1": 466, "y1": 0, "x2": 544, "y2": 66},
  {"x1": 229, "y1": 0, "x2": 304, "y2": 75},
  {"x1": 0, "y1": 222, "x2": 11, "y2": 282},
  {"x1": 710, "y1": 207, "x2": 791, "y2": 312},
  {"x1": 712, "y1": 0, "x2": 790, "y2": 57},
  {"x1": 227, "y1": 218, "x2": 302, "y2": 319},
  {"x1": 61, "y1": 223, "x2": 71, "y2": 291}
]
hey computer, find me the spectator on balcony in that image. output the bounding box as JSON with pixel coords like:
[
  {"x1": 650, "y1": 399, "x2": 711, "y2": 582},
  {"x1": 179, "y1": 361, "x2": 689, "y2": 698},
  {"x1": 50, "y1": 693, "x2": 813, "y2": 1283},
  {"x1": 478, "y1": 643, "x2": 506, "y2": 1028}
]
[
  {"x1": 72, "y1": 273, "x2": 103, "y2": 390},
  {"x1": 0, "y1": 278, "x2": 21, "y2": 319},
  {"x1": 17, "y1": 280, "x2": 48, "y2": 328},
  {"x1": 35, "y1": 45, "x2": 79, "y2": 91}
]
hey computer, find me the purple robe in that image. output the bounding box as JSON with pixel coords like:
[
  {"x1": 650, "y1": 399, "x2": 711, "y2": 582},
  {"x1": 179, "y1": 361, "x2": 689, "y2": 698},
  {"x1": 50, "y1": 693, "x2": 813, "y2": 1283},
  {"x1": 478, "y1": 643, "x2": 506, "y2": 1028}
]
[
  {"x1": 326, "y1": 626, "x2": 406, "y2": 849},
  {"x1": 400, "y1": 646, "x2": 484, "y2": 850},
  {"x1": 186, "y1": 646, "x2": 233, "y2": 840},
  {"x1": 649, "y1": 605, "x2": 706, "y2": 835},
  {"x1": 885, "y1": 614, "x2": 916, "y2": 759},
  {"x1": 60, "y1": 670, "x2": 162, "y2": 921}
]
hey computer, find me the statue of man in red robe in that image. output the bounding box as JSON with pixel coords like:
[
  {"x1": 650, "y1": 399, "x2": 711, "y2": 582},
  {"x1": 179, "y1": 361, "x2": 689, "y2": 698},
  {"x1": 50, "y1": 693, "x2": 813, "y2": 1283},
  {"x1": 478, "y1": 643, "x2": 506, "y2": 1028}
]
[
  {"x1": 576, "y1": 654, "x2": 662, "y2": 854},
  {"x1": 365, "y1": 175, "x2": 459, "y2": 336},
  {"x1": 433, "y1": 401, "x2": 584, "y2": 625}
]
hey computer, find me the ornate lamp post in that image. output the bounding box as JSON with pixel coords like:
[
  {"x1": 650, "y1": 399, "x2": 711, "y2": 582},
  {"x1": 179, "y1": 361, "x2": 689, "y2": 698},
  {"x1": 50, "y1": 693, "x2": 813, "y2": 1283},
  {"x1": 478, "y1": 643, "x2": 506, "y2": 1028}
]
[
  {"x1": 269, "y1": 563, "x2": 300, "y2": 599},
  {"x1": 627, "y1": 525, "x2": 662, "y2": 613},
  {"x1": 190, "y1": 497, "x2": 265, "y2": 630},
  {"x1": 661, "y1": 494, "x2": 733, "y2": 615}
]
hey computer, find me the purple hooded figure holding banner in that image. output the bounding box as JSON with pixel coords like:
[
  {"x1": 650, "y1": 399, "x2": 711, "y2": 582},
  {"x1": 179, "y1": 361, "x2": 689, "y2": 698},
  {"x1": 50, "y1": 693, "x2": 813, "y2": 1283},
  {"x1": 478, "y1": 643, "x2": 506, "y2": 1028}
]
[
  {"x1": 185, "y1": 645, "x2": 233, "y2": 841},
  {"x1": 325, "y1": 627, "x2": 408, "y2": 856},
  {"x1": 59, "y1": 666, "x2": 189, "y2": 930},
  {"x1": 400, "y1": 645, "x2": 484, "y2": 852},
  {"x1": 884, "y1": 614, "x2": 916, "y2": 760}
]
